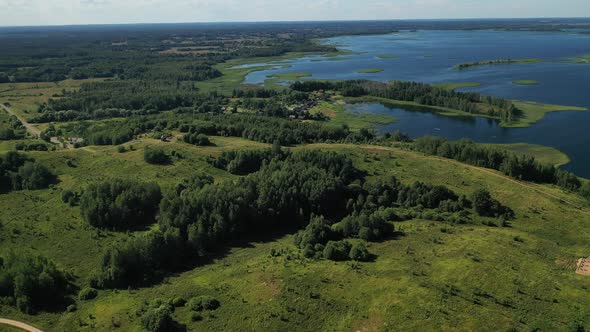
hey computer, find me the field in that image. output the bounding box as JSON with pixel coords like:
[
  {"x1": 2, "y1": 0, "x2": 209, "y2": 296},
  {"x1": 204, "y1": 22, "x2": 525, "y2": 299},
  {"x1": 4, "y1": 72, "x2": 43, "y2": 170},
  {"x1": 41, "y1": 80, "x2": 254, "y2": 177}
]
[
  {"x1": 513, "y1": 80, "x2": 540, "y2": 85},
  {"x1": 508, "y1": 101, "x2": 588, "y2": 128},
  {"x1": 357, "y1": 68, "x2": 385, "y2": 74},
  {"x1": 435, "y1": 82, "x2": 481, "y2": 90},
  {"x1": 1, "y1": 136, "x2": 590, "y2": 331},
  {"x1": 486, "y1": 143, "x2": 570, "y2": 167},
  {"x1": 310, "y1": 100, "x2": 397, "y2": 130}
]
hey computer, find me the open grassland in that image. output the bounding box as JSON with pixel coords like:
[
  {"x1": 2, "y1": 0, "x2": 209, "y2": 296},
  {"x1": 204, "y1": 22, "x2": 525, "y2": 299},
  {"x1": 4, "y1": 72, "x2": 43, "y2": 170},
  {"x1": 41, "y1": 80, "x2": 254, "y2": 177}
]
[
  {"x1": 508, "y1": 101, "x2": 588, "y2": 128},
  {"x1": 513, "y1": 80, "x2": 540, "y2": 85},
  {"x1": 573, "y1": 54, "x2": 590, "y2": 64},
  {"x1": 435, "y1": 82, "x2": 481, "y2": 90},
  {"x1": 310, "y1": 100, "x2": 396, "y2": 130},
  {"x1": 1, "y1": 138, "x2": 590, "y2": 331},
  {"x1": 486, "y1": 143, "x2": 570, "y2": 167},
  {"x1": 0, "y1": 79, "x2": 104, "y2": 122},
  {"x1": 358, "y1": 68, "x2": 384, "y2": 74}
]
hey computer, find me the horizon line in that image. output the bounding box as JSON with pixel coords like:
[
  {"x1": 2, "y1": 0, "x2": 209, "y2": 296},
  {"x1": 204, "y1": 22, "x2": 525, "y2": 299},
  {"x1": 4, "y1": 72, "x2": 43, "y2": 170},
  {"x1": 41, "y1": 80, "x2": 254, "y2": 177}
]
[{"x1": 1, "y1": 16, "x2": 590, "y2": 29}]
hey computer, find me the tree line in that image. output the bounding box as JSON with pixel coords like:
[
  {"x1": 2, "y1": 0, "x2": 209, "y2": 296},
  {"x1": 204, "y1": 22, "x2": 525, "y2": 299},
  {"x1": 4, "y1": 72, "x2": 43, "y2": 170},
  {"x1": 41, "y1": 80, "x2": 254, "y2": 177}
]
[
  {"x1": 291, "y1": 80, "x2": 520, "y2": 122},
  {"x1": 413, "y1": 136, "x2": 582, "y2": 192}
]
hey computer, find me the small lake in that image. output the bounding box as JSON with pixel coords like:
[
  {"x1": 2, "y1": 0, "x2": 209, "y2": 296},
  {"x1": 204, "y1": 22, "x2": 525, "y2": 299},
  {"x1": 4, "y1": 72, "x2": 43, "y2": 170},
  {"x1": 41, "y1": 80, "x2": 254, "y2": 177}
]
[{"x1": 239, "y1": 30, "x2": 590, "y2": 177}]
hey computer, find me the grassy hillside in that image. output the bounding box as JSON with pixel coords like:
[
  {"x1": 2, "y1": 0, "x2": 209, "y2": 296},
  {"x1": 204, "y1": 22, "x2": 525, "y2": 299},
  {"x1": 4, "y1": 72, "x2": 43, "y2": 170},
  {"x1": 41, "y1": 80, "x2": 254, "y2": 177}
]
[{"x1": 1, "y1": 137, "x2": 590, "y2": 331}]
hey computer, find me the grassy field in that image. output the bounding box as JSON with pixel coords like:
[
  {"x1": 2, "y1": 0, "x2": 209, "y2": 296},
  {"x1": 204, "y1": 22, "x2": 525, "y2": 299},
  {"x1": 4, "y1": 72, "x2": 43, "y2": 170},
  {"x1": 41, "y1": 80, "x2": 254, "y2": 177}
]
[
  {"x1": 310, "y1": 100, "x2": 396, "y2": 130},
  {"x1": 508, "y1": 101, "x2": 588, "y2": 128},
  {"x1": 435, "y1": 82, "x2": 481, "y2": 90},
  {"x1": 573, "y1": 54, "x2": 590, "y2": 64},
  {"x1": 0, "y1": 79, "x2": 104, "y2": 122},
  {"x1": 2, "y1": 138, "x2": 590, "y2": 331},
  {"x1": 513, "y1": 80, "x2": 540, "y2": 85},
  {"x1": 486, "y1": 143, "x2": 570, "y2": 167},
  {"x1": 357, "y1": 68, "x2": 384, "y2": 74}
]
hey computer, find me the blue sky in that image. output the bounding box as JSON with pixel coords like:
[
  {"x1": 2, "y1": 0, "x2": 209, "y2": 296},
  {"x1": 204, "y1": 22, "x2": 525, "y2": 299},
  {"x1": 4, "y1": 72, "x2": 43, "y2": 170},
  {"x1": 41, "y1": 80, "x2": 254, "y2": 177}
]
[{"x1": 0, "y1": 0, "x2": 589, "y2": 26}]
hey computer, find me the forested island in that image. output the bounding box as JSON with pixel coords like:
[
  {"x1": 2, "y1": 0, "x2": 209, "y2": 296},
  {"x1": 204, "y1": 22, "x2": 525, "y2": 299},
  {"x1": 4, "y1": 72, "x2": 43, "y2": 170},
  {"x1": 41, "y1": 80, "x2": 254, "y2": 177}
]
[
  {"x1": 1, "y1": 19, "x2": 590, "y2": 332},
  {"x1": 455, "y1": 58, "x2": 541, "y2": 70}
]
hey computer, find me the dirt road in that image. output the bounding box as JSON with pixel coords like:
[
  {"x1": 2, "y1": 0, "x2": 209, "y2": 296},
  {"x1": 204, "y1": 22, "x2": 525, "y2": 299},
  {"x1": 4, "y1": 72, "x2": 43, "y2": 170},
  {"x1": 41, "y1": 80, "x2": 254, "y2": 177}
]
[
  {"x1": 0, "y1": 318, "x2": 44, "y2": 332},
  {"x1": 0, "y1": 104, "x2": 41, "y2": 137}
]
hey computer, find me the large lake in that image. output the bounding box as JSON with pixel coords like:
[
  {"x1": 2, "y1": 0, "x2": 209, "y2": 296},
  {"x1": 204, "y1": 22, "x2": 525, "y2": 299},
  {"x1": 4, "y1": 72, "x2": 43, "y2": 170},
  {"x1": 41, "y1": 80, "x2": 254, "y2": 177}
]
[{"x1": 239, "y1": 30, "x2": 590, "y2": 177}]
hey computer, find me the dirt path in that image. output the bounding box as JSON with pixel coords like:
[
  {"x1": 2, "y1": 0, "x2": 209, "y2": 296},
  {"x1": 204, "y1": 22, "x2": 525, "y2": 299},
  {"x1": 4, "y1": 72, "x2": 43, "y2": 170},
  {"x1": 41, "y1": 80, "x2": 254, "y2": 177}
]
[
  {"x1": 362, "y1": 145, "x2": 589, "y2": 213},
  {"x1": 0, "y1": 104, "x2": 41, "y2": 137},
  {"x1": 0, "y1": 318, "x2": 44, "y2": 332}
]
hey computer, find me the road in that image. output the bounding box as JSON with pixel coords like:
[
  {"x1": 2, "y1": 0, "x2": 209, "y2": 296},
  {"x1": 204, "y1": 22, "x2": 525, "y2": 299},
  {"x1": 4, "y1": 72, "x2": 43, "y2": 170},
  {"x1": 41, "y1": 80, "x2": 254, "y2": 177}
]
[
  {"x1": 0, "y1": 318, "x2": 44, "y2": 332},
  {"x1": 0, "y1": 104, "x2": 41, "y2": 137}
]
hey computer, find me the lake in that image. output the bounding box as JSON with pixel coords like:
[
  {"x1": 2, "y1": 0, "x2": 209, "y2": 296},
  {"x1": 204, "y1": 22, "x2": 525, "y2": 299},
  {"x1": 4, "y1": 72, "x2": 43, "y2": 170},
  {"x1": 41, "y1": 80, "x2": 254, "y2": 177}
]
[{"x1": 239, "y1": 30, "x2": 590, "y2": 177}]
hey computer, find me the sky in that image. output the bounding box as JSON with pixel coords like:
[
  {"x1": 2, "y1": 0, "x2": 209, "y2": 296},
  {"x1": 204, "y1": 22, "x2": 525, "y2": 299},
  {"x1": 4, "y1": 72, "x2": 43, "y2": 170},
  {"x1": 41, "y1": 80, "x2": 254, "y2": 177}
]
[{"x1": 0, "y1": 0, "x2": 589, "y2": 26}]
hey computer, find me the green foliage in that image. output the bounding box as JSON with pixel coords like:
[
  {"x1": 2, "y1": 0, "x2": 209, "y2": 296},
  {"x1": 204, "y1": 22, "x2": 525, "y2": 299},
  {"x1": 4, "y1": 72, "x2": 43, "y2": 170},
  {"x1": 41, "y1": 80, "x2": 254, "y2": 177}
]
[
  {"x1": 414, "y1": 136, "x2": 582, "y2": 192},
  {"x1": 78, "y1": 287, "x2": 98, "y2": 301},
  {"x1": 292, "y1": 80, "x2": 519, "y2": 122},
  {"x1": 471, "y1": 189, "x2": 514, "y2": 219},
  {"x1": 144, "y1": 148, "x2": 171, "y2": 165},
  {"x1": 349, "y1": 242, "x2": 371, "y2": 261},
  {"x1": 323, "y1": 240, "x2": 352, "y2": 261},
  {"x1": 183, "y1": 133, "x2": 211, "y2": 146},
  {"x1": 0, "y1": 252, "x2": 71, "y2": 313},
  {"x1": 140, "y1": 304, "x2": 174, "y2": 332},
  {"x1": 187, "y1": 295, "x2": 220, "y2": 311},
  {"x1": 79, "y1": 179, "x2": 162, "y2": 230},
  {"x1": 0, "y1": 152, "x2": 55, "y2": 193}
]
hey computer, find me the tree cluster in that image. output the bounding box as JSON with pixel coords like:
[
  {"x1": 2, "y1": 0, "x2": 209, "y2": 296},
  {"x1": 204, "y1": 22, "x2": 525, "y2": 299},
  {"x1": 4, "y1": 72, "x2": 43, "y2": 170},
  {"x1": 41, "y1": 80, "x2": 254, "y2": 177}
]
[
  {"x1": 0, "y1": 152, "x2": 55, "y2": 193},
  {"x1": 79, "y1": 179, "x2": 162, "y2": 230},
  {"x1": 0, "y1": 252, "x2": 72, "y2": 313},
  {"x1": 414, "y1": 136, "x2": 582, "y2": 192}
]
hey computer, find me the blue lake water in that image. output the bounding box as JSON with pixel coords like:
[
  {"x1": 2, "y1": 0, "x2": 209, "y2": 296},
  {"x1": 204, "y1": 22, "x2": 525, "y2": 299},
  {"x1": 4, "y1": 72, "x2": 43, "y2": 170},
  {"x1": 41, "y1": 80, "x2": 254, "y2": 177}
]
[{"x1": 238, "y1": 30, "x2": 590, "y2": 177}]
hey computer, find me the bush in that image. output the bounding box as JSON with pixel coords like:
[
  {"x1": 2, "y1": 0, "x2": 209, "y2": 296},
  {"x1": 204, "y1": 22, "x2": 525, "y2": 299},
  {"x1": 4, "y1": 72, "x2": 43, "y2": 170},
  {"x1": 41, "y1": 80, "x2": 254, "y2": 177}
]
[
  {"x1": 171, "y1": 297, "x2": 186, "y2": 307},
  {"x1": 144, "y1": 148, "x2": 171, "y2": 165},
  {"x1": 78, "y1": 287, "x2": 98, "y2": 301},
  {"x1": 471, "y1": 189, "x2": 514, "y2": 219},
  {"x1": 323, "y1": 240, "x2": 352, "y2": 261},
  {"x1": 349, "y1": 242, "x2": 371, "y2": 261},
  {"x1": 66, "y1": 304, "x2": 77, "y2": 312},
  {"x1": 187, "y1": 296, "x2": 220, "y2": 311},
  {"x1": 183, "y1": 133, "x2": 211, "y2": 146},
  {"x1": 80, "y1": 179, "x2": 162, "y2": 230},
  {"x1": 191, "y1": 312, "x2": 203, "y2": 322},
  {"x1": 141, "y1": 304, "x2": 174, "y2": 332},
  {"x1": 117, "y1": 145, "x2": 127, "y2": 153}
]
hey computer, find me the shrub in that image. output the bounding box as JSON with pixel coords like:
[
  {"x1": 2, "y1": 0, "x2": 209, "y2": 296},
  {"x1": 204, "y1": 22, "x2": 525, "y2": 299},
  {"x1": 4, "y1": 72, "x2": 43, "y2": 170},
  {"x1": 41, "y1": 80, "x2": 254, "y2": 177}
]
[
  {"x1": 187, "y1": 296, "x2": 220, "y2": 311},
  {"x1": 144, "y1": 148, "x2": 171, "y2": 165},
  {"x1": 349, "y1": 242, "x2": 371, "y2": 261},
  {"x1": 171, "y1": 297, "x2": 186, "y2": 307},
  {"x1": 79, "y1": 179, "x2": 162, "y2": 230},
  {"x1": 191, "y1": 312, "x2": 203, "y2": 322},
  {"x1": 78, "y1": 287, "x2": 98, "y2": 301},
  {"x1": 141, "y1": 304, "x2": 174, "y2": 332},
  {"x1": 66, "y1": 304, "x2": 77, "y2": 312},
  {"x1": 323, "y1": 240, "x2": 352, "y2": 261}
]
